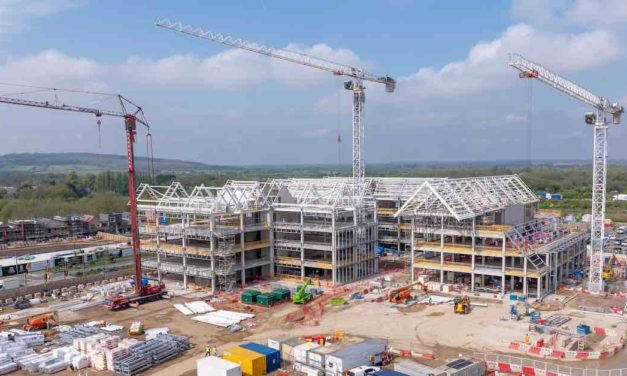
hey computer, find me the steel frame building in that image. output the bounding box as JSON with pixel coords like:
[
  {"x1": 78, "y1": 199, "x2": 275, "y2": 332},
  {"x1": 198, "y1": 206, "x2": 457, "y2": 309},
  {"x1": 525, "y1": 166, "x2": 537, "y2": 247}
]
[
  {"x1": 137, "y1": 175, "x2": 588, "y2": 297},
  {"x1": 394, "y1": 175, "x2": 589, "y2": 298}
]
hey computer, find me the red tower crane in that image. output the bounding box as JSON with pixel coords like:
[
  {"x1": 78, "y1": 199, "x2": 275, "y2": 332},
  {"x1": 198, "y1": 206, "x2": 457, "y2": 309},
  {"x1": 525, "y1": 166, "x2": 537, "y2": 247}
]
[{"x1": 0, "y1": 89, "x2": 151, "y2": 295}]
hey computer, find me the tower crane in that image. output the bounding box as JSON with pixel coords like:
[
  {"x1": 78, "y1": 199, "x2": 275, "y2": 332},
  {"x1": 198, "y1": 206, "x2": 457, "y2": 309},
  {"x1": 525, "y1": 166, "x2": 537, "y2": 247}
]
[
  {"x1": 0, "y1": 91, "x2": 152, "y2": 295},
  {"x1": 508, "y1": 53, "x2": 624, "y2": 293},
  {"x1": 155, "y1": 18, "x2": 396, "y2": 196}
]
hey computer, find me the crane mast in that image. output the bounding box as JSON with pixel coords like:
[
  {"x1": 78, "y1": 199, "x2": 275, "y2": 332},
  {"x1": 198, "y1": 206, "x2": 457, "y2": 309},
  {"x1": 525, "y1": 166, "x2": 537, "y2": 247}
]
[
  {"x1": 508, "y1": 53, "x2": 624, "y2": 293},
  {"x1": 155, "y1": 18, "x2": 396, "y2": 196},
  {"x1": 0, "y1": 93, "x2": 152, "y2": 295}
]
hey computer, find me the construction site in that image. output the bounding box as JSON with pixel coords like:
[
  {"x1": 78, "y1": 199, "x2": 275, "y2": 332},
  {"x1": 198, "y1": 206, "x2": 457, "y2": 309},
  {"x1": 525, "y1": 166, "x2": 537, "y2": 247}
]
[{"x1": 0, "y1": 8, "x2": 624, "y2": 376}]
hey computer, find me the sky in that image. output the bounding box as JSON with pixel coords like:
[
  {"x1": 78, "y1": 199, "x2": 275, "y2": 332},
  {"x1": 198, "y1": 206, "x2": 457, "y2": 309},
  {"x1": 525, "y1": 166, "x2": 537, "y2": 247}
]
[{"x1": 0, "y1": 0, "x2": 626, "y2": 166}]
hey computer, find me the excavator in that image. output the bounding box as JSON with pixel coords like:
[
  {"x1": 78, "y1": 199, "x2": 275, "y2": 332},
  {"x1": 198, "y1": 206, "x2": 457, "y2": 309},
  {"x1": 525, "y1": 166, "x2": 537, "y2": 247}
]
[
  {"x1": 453, "y1": 296, "x2": 471, "y2": 314},
  {"x1": 23, "y1": 312, "x2": 58, "y2": 332},
  {"x1": 388, "y1": 286, "x2": 412, "y2": 304},
  {"x1": 292, "y1": 278, "x2": 313, "y2": 304}
]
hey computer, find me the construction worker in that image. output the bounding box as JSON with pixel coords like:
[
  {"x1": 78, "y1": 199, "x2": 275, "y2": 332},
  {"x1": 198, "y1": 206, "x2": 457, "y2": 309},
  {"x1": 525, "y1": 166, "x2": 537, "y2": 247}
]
[
  {"x1": 210, "y1": 347, "x2": 218, "y2": 357},
  {"x1": 204, "y1": 345, "x2": 211, "y2": 357}
]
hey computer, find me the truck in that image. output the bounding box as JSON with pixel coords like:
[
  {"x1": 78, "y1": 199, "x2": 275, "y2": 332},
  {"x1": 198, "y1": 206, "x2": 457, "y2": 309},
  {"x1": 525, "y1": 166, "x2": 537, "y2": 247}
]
[{"x1": 104, "y1": 280, "x2": 167, "y2": 310}]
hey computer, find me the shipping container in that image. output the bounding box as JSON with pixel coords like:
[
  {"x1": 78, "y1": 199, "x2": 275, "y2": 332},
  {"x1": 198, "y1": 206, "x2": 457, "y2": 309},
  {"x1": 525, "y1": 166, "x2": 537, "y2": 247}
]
[
  {"x1": 394, "y1": 360, "x2": 443, "y2": 376},
  {"x1": 293, "y1": 342, "x2": 321, "y2": 364},
  {"x1": 294, "y1": 361, "x2": 324, "y2": 376},
  {"x1": 325, "y1": 339, "x2": 387, "y2": 375},
  {"x1": 307, "y1": 345, "x2": 338, "y2": 369},
  {"x1": 433, "y1": 358, "x2": 485, "y2": 376},
  {"x1": 240, "y1": 342, "x2": 281, "y2": 373},
  {"x1": 223, "y1": 347, "x2": 266, "y2": 376},
  {"x1": 197, "y1": 356, "x2": 242, "y2": 376},
  {"x1": 280, "y1": 338, "x2": 305, "y2": 362}
]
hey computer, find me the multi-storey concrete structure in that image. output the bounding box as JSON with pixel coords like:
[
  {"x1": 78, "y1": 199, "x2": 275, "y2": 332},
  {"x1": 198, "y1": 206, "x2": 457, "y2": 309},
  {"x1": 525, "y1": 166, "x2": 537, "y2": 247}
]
[
  {"x1": 137, "y1": 175, "x2": 588, "y2": 298},
  {"x1": 137, "y1": 181, "x2": 272, "y2": 292},
  {"x1": 395, "y1": 175, "x2": 589, "y2": 299}
]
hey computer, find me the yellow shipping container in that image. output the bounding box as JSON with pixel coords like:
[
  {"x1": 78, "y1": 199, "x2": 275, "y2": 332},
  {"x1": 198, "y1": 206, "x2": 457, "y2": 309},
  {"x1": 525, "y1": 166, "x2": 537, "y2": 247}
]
[{"x1": 223, "y1": 347, "x2": 266, "y2": 376}]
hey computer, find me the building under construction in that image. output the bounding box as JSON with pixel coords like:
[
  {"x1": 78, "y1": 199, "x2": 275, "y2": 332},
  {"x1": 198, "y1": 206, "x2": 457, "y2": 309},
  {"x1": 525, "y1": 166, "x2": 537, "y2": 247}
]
[
  {"x1": 137, "y1": 175, "x2": 588, "y2": 297},
  {"x1": 395, "y1": 175, "x2": 589, "y2": 299}
]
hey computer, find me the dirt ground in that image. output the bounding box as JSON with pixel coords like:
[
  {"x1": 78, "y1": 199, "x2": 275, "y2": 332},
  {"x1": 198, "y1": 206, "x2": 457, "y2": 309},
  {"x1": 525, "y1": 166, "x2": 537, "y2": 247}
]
[{"x1": 7, "y1": 278, "x2": 627, "y2": 375}]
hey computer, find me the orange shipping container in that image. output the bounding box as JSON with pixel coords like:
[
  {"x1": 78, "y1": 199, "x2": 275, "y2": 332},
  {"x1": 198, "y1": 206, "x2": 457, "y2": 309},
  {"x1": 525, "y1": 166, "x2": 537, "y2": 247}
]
[{"x1": 223, "y1": 347, "x2": 266, "y2": 376}]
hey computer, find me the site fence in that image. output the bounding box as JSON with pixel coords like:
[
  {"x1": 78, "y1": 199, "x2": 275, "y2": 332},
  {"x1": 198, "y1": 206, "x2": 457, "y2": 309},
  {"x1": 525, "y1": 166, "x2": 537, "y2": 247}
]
[{"x1": 477, "y1": 352, "x2": 627, "y2": 376}]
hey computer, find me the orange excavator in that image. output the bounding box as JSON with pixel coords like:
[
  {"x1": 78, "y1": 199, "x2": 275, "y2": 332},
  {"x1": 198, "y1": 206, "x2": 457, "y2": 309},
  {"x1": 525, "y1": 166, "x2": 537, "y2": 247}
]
[
  {"x1": 388, "y1": 287, "x2": 412, "y2": 304},
  {"x1": 23, "y1": 312, "x2": 57, "y2": 332}
]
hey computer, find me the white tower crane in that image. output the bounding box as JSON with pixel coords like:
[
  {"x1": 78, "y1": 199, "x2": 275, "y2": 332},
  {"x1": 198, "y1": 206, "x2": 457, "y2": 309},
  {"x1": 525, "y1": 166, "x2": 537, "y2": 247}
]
[
  {"x1": 509, "y1": 53, "x2": 624, "y2": 293},
  {"x1": 155, "y1": 18, "x2": 396, "y2": 196}
]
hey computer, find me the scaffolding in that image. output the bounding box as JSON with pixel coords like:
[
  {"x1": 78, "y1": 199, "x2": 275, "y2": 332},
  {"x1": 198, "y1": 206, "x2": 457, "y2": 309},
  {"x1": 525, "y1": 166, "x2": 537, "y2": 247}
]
[{"x1": 214, "y1": 235, "x2": 237, "y2": 292}]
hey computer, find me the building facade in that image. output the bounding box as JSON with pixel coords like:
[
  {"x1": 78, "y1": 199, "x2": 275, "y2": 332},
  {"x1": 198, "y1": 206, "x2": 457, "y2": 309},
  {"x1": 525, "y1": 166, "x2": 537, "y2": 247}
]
[{"x1": 138, "y1": 175, "x2": 589, "y2": 298}]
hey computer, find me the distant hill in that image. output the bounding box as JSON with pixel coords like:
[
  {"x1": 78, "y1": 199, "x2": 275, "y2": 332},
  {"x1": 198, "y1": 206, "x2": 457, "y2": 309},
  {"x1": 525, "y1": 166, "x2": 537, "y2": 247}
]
[{"x1": 0, "y1": 153, "x2": 228, "y2": 174}]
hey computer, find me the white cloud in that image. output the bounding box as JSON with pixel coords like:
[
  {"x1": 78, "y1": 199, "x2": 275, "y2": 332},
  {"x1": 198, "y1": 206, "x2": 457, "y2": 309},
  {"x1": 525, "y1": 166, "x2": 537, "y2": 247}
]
[
  {"x1": 0, "y1": 0, "x2": 81, "y2": 33},
  {"x1": 119, "y1": 43, "x2": 367, "y2": 88},
  {"x1": 0, "y1": 49, "x2": 107, "y2": 89},
  {"x1": 512, "y1": 0, "x2": 627, "y2": 29},
  {"x1": 396, "y1": 23, "x2": 623, "y2": 99}
]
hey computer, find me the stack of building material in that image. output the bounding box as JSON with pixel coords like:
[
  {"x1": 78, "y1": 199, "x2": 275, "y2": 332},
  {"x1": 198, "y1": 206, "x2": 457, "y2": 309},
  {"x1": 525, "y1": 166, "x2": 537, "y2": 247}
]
[
  {"x1": 90, "y1": 351, "x2": 107, "y2": 371},
  {"x1": 117, "y1": 338, "x2": 141, "y2": 349},
  {"x1": 71, "y1": 354, "x2": 90, "y2": 370},
  {"x1": 174, "y1": 303, "x2": 194, "y2": 315},
  {"x1": 113, "y1": 352, "x2": 152, "y2": 376},
  {"x1": 100, "y1": 335, "x2": 120, "y2": 349},
  {"x1": 58, "y1": 324, "x2": 100, "y2": 344},
  {"x1": 38, "y1": 357, "x2": 68, "y2": 374},
  {"x1": 105, "y1": 347, "x2": 129, "y2": 370},
  {"x1": 0, "y1": 354, "x2": 17, "y2": 375},
  {"x1": 184, "y1": 301, "x2": 214, "y2": 314},
  {"x1": 113, "y1": 334, "x2": 191, "y2": 376},
  {"x1": 145, "y1": 327, "x2": 169, "y2": 340},
  {"x1": 7, "y1": 329, "x2": 45, "y2": 347},
  {"x1": 192, "y1": 310, "x2": 255, "y2": 327}
]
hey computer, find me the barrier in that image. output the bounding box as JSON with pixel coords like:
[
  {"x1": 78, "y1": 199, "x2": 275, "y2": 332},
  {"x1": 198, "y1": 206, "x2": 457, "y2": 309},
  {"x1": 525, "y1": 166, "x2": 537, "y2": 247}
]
[{"x1": 479, "y1": 352, "x2": 627, "y2": 376}]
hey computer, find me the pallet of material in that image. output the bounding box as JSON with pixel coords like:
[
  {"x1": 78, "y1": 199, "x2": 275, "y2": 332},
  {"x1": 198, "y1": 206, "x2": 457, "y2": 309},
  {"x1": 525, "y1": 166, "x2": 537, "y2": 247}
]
[
  {"x1": 174, "y1": 304, "x2": 194, "y2": 315},
  {"x1": 183, "y1": 301, "x2": 215, "y2": 314},
  {"x1": 191, "y1": 310, "x2": 255, "y2": 327}
]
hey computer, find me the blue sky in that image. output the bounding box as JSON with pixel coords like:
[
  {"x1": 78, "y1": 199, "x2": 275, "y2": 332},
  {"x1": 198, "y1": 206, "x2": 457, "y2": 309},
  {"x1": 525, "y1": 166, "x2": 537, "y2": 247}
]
[{"x1": 0, "y1": 0, "x2": 626, "y2": 165}]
